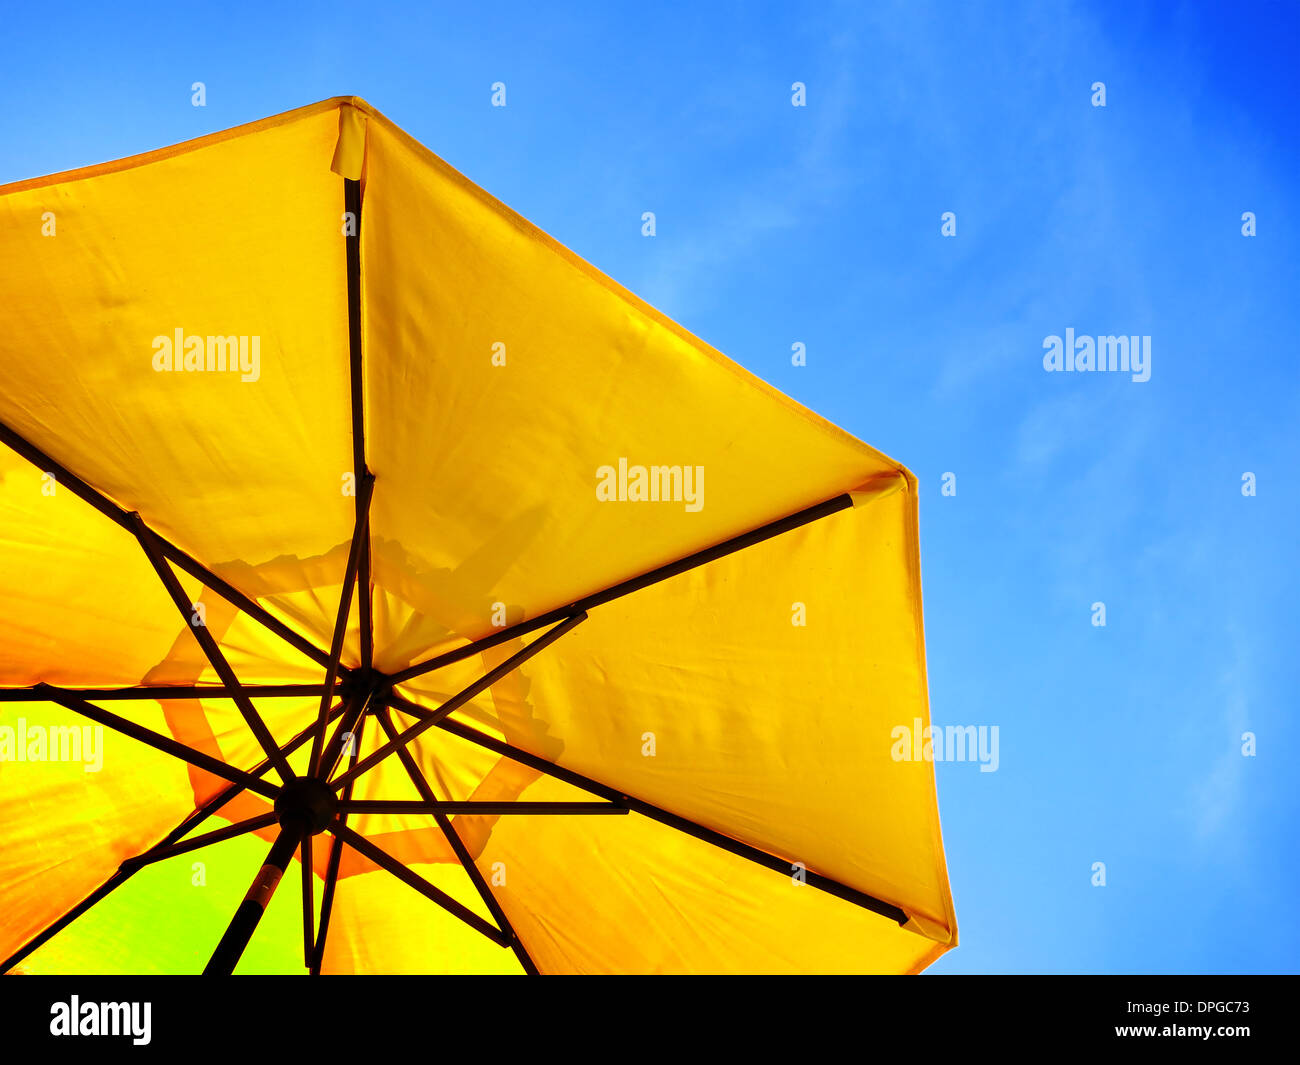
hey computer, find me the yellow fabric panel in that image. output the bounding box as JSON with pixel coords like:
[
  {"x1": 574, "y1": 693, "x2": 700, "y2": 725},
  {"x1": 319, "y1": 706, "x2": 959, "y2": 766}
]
[
  {"x1": 0, "y1": 445, "x2": 332, "y2": 685},
  {"x1": 481, "y1": 774, "x2": 945, "y2": 974},
  {"x1": 0, "y1": 450, "x2": 203, "y2": 687},
  {"x1": 318, "y1": 861, "x2": 521, "y2": 975},
  {"x1": 358, "y1": 109, "x2": 904, "y2": 674},
  {"x1": 395, "y1": 485, "x2": 954, "y2": 945},
  {"x1": 0, "y1": 101, "x2": 355, "y2": 656}
]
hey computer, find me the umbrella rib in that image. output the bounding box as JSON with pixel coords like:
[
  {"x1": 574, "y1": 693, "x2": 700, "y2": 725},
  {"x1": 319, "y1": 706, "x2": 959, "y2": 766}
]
[
  {"x1": 395, "y1": 701, "x2": 912, "y2": 927},
  {"x1": 329, "y1": 822, "x2": 511, "y2": 948},
  {"x1": 0, "y1": 683, "x2": 327, "y2": 701},
  {"x1": 343, "y1": 177, "x2": 375, "y2": 674},
  {"x1": 374, "y1": 705, "x2": 537, "y2": 974},
  {"x1": 0, "y1": 418, "x2": 337, "y2": 673},
  {"x1": 128, "y1": 512, "x2": 295, "y2": 784},
  {"x1": 308, "y1": 471, "x2": 375, "y2": 776},
  {"x1": 317, "y1": 688, "x2": 377, "y2": 784},
  {"x1": 0, "y1": 700, "x2": 347, "y2": 976},
  {"x1": 338, "y1": 800, "x2": 627, "y2": 815},
  {"x1": 389, "y1": 492, "x2": 854, "y2": 685},
  {"x1": 119, "y1": 812, "x2": 279, "y2": 871},
  {"x1": 310, "y1": 708, "x2": 368, "y2": 975},
  {"x1": 40, "y1": 685, "x2": 281, "y2": 801},
  {"x1": 300, "y1": 832, "x2": 314, "y2": 969},
  {"x1": 331, "y1": 612, "x2": 587, "y2": 793}
]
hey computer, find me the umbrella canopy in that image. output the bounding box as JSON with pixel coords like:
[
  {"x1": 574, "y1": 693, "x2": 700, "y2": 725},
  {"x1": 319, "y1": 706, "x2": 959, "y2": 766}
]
[{"x1": 0, "y1": 98, "x2": 956, "y2": 974}]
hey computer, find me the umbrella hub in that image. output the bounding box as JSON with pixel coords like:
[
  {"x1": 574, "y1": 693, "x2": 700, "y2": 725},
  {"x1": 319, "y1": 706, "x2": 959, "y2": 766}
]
[
  {"x1": 274, "y1": 776, "x2": 338, "y2": 835},
  {"x1": 338, "y1": 668, "x2": 392, "y2": 703}
]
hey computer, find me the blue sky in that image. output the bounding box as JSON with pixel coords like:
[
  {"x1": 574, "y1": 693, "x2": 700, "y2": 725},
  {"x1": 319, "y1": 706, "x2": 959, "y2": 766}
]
[{"x1": 3, "y1": 0, "x2": 1297, "y2": 973}]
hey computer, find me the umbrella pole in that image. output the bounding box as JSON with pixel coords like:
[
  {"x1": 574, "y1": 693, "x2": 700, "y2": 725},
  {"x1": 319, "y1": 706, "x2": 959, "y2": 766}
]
[{"x1": 203, "y1": 820, "x2": 305, "y2": 976}]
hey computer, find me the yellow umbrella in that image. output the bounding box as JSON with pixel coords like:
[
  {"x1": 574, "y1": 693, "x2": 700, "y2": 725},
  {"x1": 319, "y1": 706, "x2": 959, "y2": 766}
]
[{"x1": 0, "y1": 98, "x2": 956, "y2": 974}]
